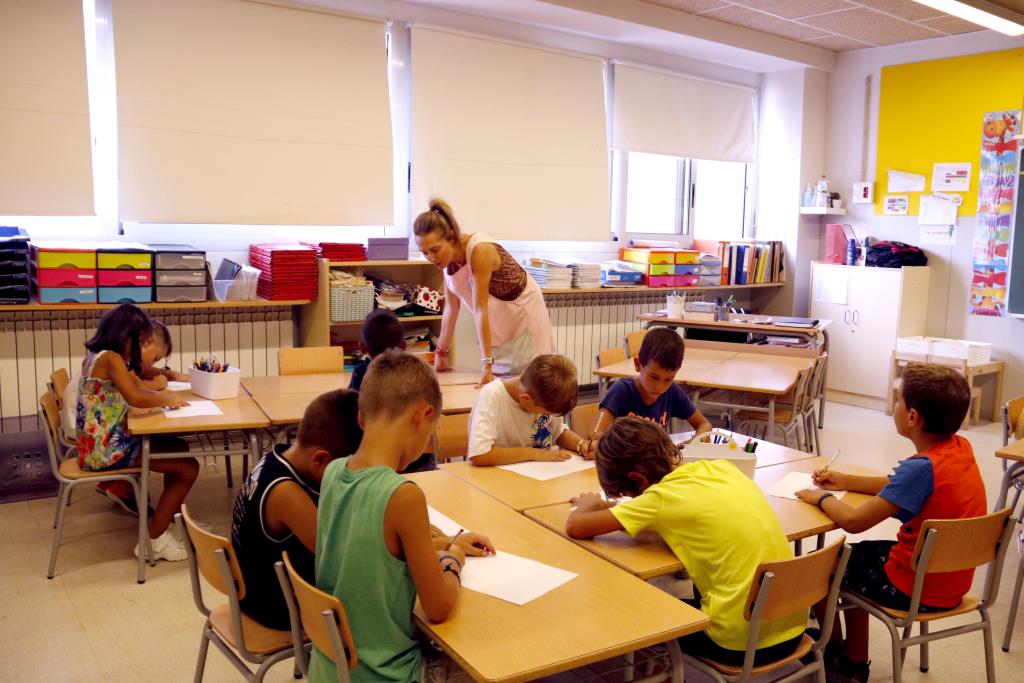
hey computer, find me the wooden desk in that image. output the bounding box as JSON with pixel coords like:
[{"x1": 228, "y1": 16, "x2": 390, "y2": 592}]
[
  {"x1": 994, "y1": 439, "x2": 1024, "y2": 509},
  {"x1": 406, "y1": 470, "x2": 710, "y2": 682},
  {"x1": 242, "y1": 370, "x2": 480, "y2": 396},
  {"x1": 965, "y1": 359, "x2": 1005, "y2": 423},
  {"x1": 127, "y1": 390, "x2": 270, "y2": 583}
]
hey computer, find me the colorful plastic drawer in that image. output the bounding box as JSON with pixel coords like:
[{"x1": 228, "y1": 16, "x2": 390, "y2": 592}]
[
  {"x1": 38, "y1": 287, "x2": 96, "y2": 304},
  {"x1": 675, "y1": 274, "x2": 701, "y2": 287},
  {"x1": 98, "y1": 270, "x2": 153, "y2": 287},
  {"x1": 646, "y1": 274, "x2": 676, "y2": 287},
  {"x1": 620, "y1": 247, "x2": 676, "y2": 265},
  {"x1": 98, "y1": 286, "x2": 152, "y2": 304},
  {"x1": 155, "y1": 286, "x2": 207, "y2": 303},
  {"x1": 97, "y1": 252, "x2": 152, "y2": 270},
  {"x1": 648, "y1": 264, "x2": 676, "y2": 276},
  {"x1": 33, "y1": 248, "x2": 96, "y2": 270},
  {"x1": 36, "y1": 268, "x2": 97, "y2": 287},
  {"x1": 674, "y1": 250, "x2": 700, "y2": 265},
  {"x1": 151, "y1": 245, "x2": 206, "y2": 270},
  {"x1": 675, "y1": 264, "x2": 700, "y2": 275},
  {"x1": 154, "y1": 270, "x2": 205, "y2": 286}
]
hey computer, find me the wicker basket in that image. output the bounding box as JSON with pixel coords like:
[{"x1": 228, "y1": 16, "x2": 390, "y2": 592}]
[{"x1": 329, "y1": 283, "x2": 374, "y2": 322}]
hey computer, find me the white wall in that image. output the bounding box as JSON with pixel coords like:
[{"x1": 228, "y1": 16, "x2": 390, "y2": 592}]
[{"x1": 825, "y1": 31, "x2": 1024, "y2": 408}]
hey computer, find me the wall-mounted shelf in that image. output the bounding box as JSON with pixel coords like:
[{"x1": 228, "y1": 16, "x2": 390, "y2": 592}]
[
  {"x1": 330, "y1": 314, "x2": 441, "y2": 325},
  {"x1": 540, "y1": 283, "x2": 785, "y2": 295},
  {"x1": 0, "y1": 299, "x2": 309, "y2": 312},
  {"x1": 800, "y1": 207, "x2": 847, "y2": 216}
]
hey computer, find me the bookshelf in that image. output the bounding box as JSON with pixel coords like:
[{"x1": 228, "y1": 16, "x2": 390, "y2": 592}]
[
  {"x1": 539, "y1": 283, "x2": 784, "y2": 295},
  {"x1": 0, "y1": 298, "x2": 309, "y2": 312}
]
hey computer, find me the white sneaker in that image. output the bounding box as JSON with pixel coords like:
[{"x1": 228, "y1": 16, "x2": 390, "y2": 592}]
[
  {"x1": 171, "y1": 518, "x2": 213, "y2": 542},
  {"x1": 134, "y1": 529, "x2": 188, "y2": 562}
]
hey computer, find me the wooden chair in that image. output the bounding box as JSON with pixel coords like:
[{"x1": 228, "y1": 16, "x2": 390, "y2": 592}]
[
  {"x1": 926, "y1": 355, "x2": 982, "y2": 429},
  {"x1": 732, "y1": 366, "x2": 814, "y2": 451},
  {"x1": 50, "y1": 367, "x2": 70, "y2": 405},
  {"x1": 594, "y1": 347, "x2": 628, "y2": 399},
  {"x1": 840, "y1": 508, "x2": 1015, "y2": 683},
  {"x1": 885, "y1": 350, "x2": 928, "y2": 416},
  {"x1": 569, "y1": 402, "x2": 599, "y2": 437},
  {"x1": 432, "y1": 413, "x2": 469, "y2": 462},
  {"x1": 623, "y1": 329, "x2": 647, "y2": 358},
  {"x1": 800, "y1": 353, "x2": 828, "y2": 455},
  {"x1": 40, "y1": 392, "x2": 144, "y2": 579},
  {"x1": 177, "y1": 506, "x2": 302, "y2": 682},
  {"x1": 680, "y1": 538, "x2": 851, "y2": 683},
  {"x1": 1001, "y1": 396, "x2": 1024, "y2": 447},
  {"x1": 276, "y1": 552, "x2": 357, "y2": 681},
  {"x1": 1002, "y1": 500, "x2": 1024, "y2": 652},
  {"x1": 278, "y1": 346, "x2": 344, "y2": 376}
]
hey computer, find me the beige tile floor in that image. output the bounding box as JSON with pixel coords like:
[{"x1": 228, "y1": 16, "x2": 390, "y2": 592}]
[{"x1": 1, "y1": 402, "x2": 1022, "y2": 682}]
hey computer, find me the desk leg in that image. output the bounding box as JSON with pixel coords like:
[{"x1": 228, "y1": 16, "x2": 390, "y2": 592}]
[
  {"x1": 996, "y1": 462, "x2": 1024, "y2": 510},
  {"x1": 818, "y1": 329, "x2": 829, "y2": 429},
  {"x1": 794, "y1": 538, "x2": 803, "y2": 556},
  {"x1": 137, "y1": 436, "x2": 151, "y2": 583},
  {"x1": 993, "y1": 367, "x2": 1004, "y2": 423},
  {"x1": 768, "y1": 397, "x2": 776, "y2": 444},
  {"x1": 817, "y1": 533, "x2": 825, "y2": 551}
]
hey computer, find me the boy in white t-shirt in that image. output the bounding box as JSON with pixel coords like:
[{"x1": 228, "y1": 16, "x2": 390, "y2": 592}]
[{"x1": 468, "y1": 354, "x2": 588, "y2": 466}]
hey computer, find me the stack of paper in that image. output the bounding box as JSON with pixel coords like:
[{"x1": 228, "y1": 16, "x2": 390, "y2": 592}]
[
  {"x1": 497, "y1": 455, "x2": 596, "y2": 481},
  {"x1": 763, "y1": 472, "x2": 848, "y2": 500},
  {"x1": 600, "y1": 259, "x2": 644, "y2": 287},
  {"x1": 524, "y1": 259, "x2": 573, "y2": 289}
]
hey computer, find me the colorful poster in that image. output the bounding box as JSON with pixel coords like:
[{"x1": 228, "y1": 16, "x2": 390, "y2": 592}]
[
  {"x1": 883, "y1": 194, "x2": 908, "y2": 215},
  {"x1": 970, "y1": 110, "x2": 1019, "y2": 316}
]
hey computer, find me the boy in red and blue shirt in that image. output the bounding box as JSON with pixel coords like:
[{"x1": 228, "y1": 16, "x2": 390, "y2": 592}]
[{"x1": 797, "y1": 363, "x2": 987, "y2": 683}]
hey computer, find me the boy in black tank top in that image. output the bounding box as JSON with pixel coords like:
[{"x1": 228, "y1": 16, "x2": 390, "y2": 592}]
[{"x1": 230, "y1": 389, "x2": 362, "y2": 630}]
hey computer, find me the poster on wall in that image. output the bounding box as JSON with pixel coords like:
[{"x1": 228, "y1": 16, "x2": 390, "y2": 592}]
[{"x1": 970, "y1": 110, "x2": 1019, "y2": 317}]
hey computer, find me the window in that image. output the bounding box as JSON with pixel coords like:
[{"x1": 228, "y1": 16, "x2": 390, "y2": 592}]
[
  {"x1": 623, "y1": 151, "x2": 687, "y2": 235},
  {"x1": 689, "y1": 159, "x2": 751, "y2": 241}
]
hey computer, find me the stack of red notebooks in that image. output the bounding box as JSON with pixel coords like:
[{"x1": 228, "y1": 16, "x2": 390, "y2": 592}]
[
  {"x1": 249, "y1": 243, "x2": 318, "y2": 300},
  {"x1": 300, "y1": 242, "x2": 366, "y2": 261}
]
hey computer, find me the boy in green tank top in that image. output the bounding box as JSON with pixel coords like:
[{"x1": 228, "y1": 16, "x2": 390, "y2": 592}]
[{"x1": 311, "y1": 351, "x2": 494, "y2": 682}]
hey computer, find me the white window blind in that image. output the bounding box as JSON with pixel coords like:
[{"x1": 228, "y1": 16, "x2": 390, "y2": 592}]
[
  {"x1": 613, "y1": 64, "x2": 756, "y2": 164},
  {"x1": 112, "y1": 0, "x2": 392, "y2": 225},
  {"x1": 0, "y1": 0, "x2": 94, "y2": 215},
  {"x1": 411, "y1": 27, "x2": 609, "y2": 242}
]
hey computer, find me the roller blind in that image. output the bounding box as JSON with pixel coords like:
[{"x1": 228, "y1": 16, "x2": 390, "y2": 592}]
[
  {"x1": 613, "y1": 64, "x2": 756, "y2": 164},
  {"x1": 0, "y1": 0, "x2": 94, "y2": 215},
  {"x1": 113, "y1": 0, "x2": 392, "y2": 225},
  {"x1": 411, "y1": 27, "x2": 609, "y2": 242}
]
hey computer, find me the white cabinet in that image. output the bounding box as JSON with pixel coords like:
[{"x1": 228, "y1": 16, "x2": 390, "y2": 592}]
[{"x1": 810, "y1": 263, "x2": 929, "y2": 400}]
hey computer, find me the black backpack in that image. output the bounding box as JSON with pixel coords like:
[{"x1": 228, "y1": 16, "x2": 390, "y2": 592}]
[{"x1": 866, "y1": 241, "x2": 928, "y2": 268}]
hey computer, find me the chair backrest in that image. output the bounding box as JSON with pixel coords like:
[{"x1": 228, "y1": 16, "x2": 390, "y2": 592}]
[
  {"x1": 797, "y1": 354, "x2": 827, "y2": 410},
  {"x1": 744, "y1": 536, "x2": 848, "y2": 621},
  {"x1": 434, "y1": 413, "x2": 469, "y2": 462},
  {"x1": 912, "y1": 508, "x2": 1014, "y2": 574},
  {"x1": 278, "y1": 346, "x2": 344, "y2": 376},
  {"x1": 569, "y1": 402, "x2": 599, "y2": 436},
  {"x1": 623, "y1": 330, "x2": 647, "y2": 358},
  {"x1": 180, "y1": 504, "x2": 246, "y2": 600},
  {"x1": 280, "y1": 551, "x2": 358, "y2": 672},
  {"x1": 1002, "y1": 396, "x2": 1024, "y2": 445},
  {"x1": 50, "y1": 368, "x2": 71, "y2": 407},
  {"x1": 595, "y1": 346, "x2": 627, "y2": 370},
  {"x1": 786, "y1": 366, "x2": 813, "y2": 413},
  {"x1": 39, "y1": 392, "x2": 67, "y2": 474}
]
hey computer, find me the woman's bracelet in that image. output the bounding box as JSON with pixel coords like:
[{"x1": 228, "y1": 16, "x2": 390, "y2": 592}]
[
  {"x1": 438, "y1": 553, "x2": 463, "y2": 569},
  {"x1": 480, "y1": 356, "x2": 494, "y2": 366},
  {"x1": 816, "y1": 493, "x2": 835, "y2": 510},
  {"x1": 435, "y1": 347, "x2": 449, "y2": 358}
]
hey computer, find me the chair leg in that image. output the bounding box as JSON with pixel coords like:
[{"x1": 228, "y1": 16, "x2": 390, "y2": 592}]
[
  {"x1": 52, "y1": 482, "x2": 65, "y2": 529},
  {"x1": 1002, "y1": 551, "x2": 1024, "y2": 651},
  {"x1": 48, "y1": 482, "x2": 73, "y2": 578},
  {"x1": 812, "y1": 412, "x2": 822, "y2": 456},
  {"x1": 982, "y1": 609, "x2": 997, "y2": 683},
  {"x1": 919, "y1": 621, "x2": 929, "y2": 672},
  {"x1": 886, "y1": 620, "x2": 905, "y2": 683},
  {"x1": 242, "y1": 453, "x2": 250, "y2": 480},
  {"x1": 225, "y1": 455, "x2": 233, "y2": 488},
  {"x1": 193, "y1": 626, "x2": 211, "y2": 683}
]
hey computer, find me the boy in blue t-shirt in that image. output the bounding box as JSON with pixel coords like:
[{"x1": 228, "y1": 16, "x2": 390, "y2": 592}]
[{"x1": 583, "y1": 327, "x2": 712, "y2": 455}]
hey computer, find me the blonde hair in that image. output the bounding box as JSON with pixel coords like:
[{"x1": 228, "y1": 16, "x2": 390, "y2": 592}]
[
  {"x1": 358, "y1": 350, "x2": 441, "y2": 419},
  {"x1": 521, "y1": 354, "x2": 578, "y2": 415},
  {"x1": 413, "y1": 198, "x2": 462, "y2": 244}
]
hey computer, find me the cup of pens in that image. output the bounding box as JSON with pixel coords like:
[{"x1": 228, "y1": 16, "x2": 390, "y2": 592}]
[
  {"x1": 666, "y1": 292, "x2": 685, "y2": 319},
  {"x1": 681, "y1": 429, "x2": 757, "y2": 479},
  {"x1": 188, "y1": 354, "x2": 241, "y2": 400}
]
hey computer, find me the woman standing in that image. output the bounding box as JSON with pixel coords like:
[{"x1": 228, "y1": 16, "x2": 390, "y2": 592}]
[{"x1": 414, "y1": 199, "x2": 556, "y2": 386}]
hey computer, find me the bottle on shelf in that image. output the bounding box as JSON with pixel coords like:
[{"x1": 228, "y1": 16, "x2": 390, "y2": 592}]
[
  {"x1": 815, "y1": 176, "x2": 830, "y2": 208},
  {"x1": 802, "y1": 184, "x2": 813, "y2": 207}
]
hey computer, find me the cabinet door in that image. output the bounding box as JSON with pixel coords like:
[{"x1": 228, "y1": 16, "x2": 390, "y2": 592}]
[
  {"x1": 845, "y1": 268, "x2": 901, "y2": 398},
  {"x1": 809, "y1": 265, "x2": 851, "y2": 390}
]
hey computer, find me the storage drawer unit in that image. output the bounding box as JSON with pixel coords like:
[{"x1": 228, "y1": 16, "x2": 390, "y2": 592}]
[
  {"x1": 37, "y1": 287, "x2": 97, "y2": 304},
  {"x1": 97, "y1": 251, "x2": 152, "y2": 270},
  {"x1": 150, "y1": 244, "x2": 206, "y2": 270},
  {"x1": 154, "y1": 270, "x2": 205, "y2": 286},
  {"x1": 35, "y1": 269, "x2": 97, "y2": 287},
  {"x1": 155, "y1": 286, "x2": 207, "y2": 303},
  {"x1": 98, "y1": 270, "x2": 153, "y2": 287},
  {"x1": 98, "y1": 286, "x2": 153, "y2": 304}
]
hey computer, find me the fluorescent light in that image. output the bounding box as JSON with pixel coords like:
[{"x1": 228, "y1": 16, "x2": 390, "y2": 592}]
[{"x1": 913, "y1": 0, "x2": 1024, "y2": 35}]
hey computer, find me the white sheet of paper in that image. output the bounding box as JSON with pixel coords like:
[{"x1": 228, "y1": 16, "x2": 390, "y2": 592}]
[
  {"x1": 427, "y1": 506, "x2": 463, "y2": 537},
  {"x1": 920, "y1": 224, "x2": 957, "y2": 246},
  {"x1": 931, "y1": 163, "x2": 971, "y2": 192},
  {"x1": 166, "y1": 381, "x2": 191, "y2": 391},
  {"x1": 164, "y1": 400, "x2": 223, "y2": 418},
  {"x1": 919, "y1": 194, "x2": 959, "y2": 226},
  {"x1": 764, "y1": 471, "x2": 847, "y2": 500},
  {"x1": 497, "y1": 455, "x2": 595, "y2": 481},
  {"x1": 460, "y1": 551, "x2": 577, "y2": 605},
  {"x1": 812, "y1": 270, "x2": 849, "y2": 305},
  {"x1": 888, "y1": 169, "x2": 925, "y2": 192}
]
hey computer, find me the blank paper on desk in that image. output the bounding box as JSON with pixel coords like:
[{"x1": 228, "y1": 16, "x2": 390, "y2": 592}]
[
  {"x1": 461, "y1": 551, "x2": 577, "y2": 605},
  {"x1": 166, "y1": 381, "x2": 191, "y2": 391},
  {"x1": 498, "y1": 455, "x2": 595, "y2": 481},
  {"x1": 163, "y1": 400, "x2": 223, "y2": 418},
  {"x1": 428, "y1": 506, "x2": 462, "y2": 537},
  {"x1": 764, "y1": 472, "x2": 847, "y2": 501}
]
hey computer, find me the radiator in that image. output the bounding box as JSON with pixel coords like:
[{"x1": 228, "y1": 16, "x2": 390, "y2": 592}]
[
  {"x1": 545, "y1": 290, "x2": 706, "y2": 385},
  {"x1": 0, "y1": 308, "x2": 296, "y2": 433}
]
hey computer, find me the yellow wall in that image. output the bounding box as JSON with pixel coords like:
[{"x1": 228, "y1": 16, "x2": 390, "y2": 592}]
[{"x1": 875, "y1": 48, "x2": 1024, "y2": 216}]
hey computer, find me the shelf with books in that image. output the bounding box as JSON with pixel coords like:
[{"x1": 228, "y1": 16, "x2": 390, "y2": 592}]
[
  {"x1": 691, "y1": 239, "x2": 786, "y2": 287},
  {"x1": 540, "y1": 283, "x2": 784, "y2": 295}
]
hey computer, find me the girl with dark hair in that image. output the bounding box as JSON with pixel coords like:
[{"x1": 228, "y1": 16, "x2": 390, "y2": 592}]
[{"x1": 77, "y1": 304, "x2": 199, "y2": 562}]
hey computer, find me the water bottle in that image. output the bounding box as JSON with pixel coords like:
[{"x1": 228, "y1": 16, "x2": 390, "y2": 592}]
[
  {"x1": 802, "y1": 185, "x2": 813, "y2": 207},
  {"x1": 815, "y1": 176, "x2": 830, "y2": 208},
  {"x1": 846, "y1": 238, "x2": 857, "y2": 266}
]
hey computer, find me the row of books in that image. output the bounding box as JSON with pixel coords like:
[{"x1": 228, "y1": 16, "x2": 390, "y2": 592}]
[
  {"x1": 695, "y1": 240, "x2": 786, "y2": 286},
  {"x1": 525, "y1": 258, "x2": 601, "y2": 289}
]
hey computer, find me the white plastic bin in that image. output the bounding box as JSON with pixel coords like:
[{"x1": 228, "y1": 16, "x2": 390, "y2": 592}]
[
  {"x1": 896, "y1": 336, "x2": 931, "y2": 354},
  {"x1": 929, "y1": 339, "x2": 992, "y2": 364},
  {"x1": 188, "y1": 366, "x2": 241, "y2": 400},
  {"x1": 680, "y1": 430, "x2": 756, "y2": 479}
]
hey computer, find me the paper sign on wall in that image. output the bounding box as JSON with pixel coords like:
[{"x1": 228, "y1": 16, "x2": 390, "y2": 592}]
[
  {"x1": 883, "y1": 195, "x2": 909, "y2": 215},
  {"x1": 919, "y1": 194, "x2": 959, "y2": 225},
  {"x1": 932, "y1": 163, "x2": 971, "y2": 192},
  {"x1": 919, "y1": 224, "x2": 957, "y2": 246},
  {"x1": 888, "y1": 170, "x2": 925, "y2": 193}
]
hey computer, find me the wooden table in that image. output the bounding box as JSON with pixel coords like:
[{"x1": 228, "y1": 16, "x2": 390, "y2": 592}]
[
  {"x1": 994, "y1": 438, "x2": 1024, "y2": 509},
  {"x1": 406, "y1": 471, "x2": 710, "y2": 682},
  {"x1": 127, "y1": 390, "x2": 270, "y2": 583},
  {"x1": 965, "y1": 359, "x2": 1005, "y2": 423},
  {"x1": 242, "y1": 370, "x2": 480, "y2": 396}
]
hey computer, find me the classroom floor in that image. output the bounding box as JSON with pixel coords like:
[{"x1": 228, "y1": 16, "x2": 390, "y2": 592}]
[{"x1": 2, "y1": 401, "x2": 1022, "y2": 682}]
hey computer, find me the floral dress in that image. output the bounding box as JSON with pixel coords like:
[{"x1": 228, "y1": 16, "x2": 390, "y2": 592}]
[{"x1": 76, "y1": 350, "x2": 139, "y2": 470}]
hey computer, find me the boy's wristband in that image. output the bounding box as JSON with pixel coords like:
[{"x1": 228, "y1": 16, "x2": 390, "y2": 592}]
[
  {"x1": 442, "y1": 564, "x2": 461, "y2": 583},
  {"x1": 438, "y1": 553, "x2": 462, "y2": 569},
  {"x1": 816, "y1": 493, "x2": 835, "y2": 510}
]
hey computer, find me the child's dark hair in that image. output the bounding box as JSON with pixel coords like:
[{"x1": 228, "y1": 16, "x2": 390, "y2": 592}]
[
  {"x1": 152, "y1": 320, "x2": 172, "y2": 357},
  {"x1": 361, "y1": 309, "x2": 404, "y2": 357},
  {"x1": 359, "y1": 350, "x2": 442, "y2": 419},
  {"x1": 596, "y1": 417, "x2": 679, "y2": 498},
  {"x1": 901, "y1": 363, "x2": 971, "y2": 436},
  {"x1": 521, "y1": 354, "x2": 578, "y2": 415},
  {"x1": 85, "y1": 304, "x2": 154, "y2": 373},
  {"x1": 637, "y1": 328, "x2": 684, "y2": 371},
  {"x1": 297, "y1": 389, "x2": 363, "y2": 459}
]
